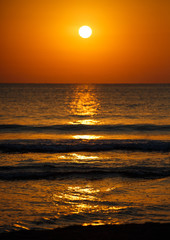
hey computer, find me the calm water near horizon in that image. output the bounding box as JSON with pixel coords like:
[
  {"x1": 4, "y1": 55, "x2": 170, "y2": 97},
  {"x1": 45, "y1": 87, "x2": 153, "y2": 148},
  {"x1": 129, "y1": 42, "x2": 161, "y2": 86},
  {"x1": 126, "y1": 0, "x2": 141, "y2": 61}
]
[{"x1": 0, "y1": 84, "x2": 170, "y2": 232}]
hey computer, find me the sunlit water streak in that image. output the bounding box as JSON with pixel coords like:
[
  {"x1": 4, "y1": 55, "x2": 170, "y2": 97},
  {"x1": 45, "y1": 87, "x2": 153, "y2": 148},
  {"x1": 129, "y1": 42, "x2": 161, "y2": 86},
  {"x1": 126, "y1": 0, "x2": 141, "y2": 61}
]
[{"x1": 0, "y1": 84, "x2": 170, "y2": 232}]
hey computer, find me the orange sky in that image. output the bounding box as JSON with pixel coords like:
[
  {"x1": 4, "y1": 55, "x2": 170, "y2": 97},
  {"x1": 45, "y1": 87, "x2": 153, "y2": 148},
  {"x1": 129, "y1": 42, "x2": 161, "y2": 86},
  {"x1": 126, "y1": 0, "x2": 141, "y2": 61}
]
[{"x1": 0, "y1": 0, "x2": 170, "y2": 83}]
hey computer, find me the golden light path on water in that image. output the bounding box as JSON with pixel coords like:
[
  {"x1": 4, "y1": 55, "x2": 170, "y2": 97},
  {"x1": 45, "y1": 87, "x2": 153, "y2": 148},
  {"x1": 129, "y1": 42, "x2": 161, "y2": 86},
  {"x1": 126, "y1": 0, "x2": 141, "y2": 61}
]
[
  {"x1": 60, "y1": 86, "x2": 128, "y2": 224},
  {"x1": 68, "y1": 85, "x2": 101, "y2": 141},
  {"x1": 1, "y1": 175, "x2": 169, "y2": 228},
  {"x1": 52, "y1": 183, "x2": 128, "y2": 225},
  {"x1": 53, "y1": 83, "x2": 125, "y2": 230},
  {"x1": 69, "y1": 119, "x2": 99, "y2": 125},
  {"x1": 58, "y1": 153, "x2": 99, "y2": 162},
  {"x1": 73, "y1": 135, "x2": 101, "y2": 140},
  {"x1": 69, "y1": 85, "x2": 99, "y2": 122}
]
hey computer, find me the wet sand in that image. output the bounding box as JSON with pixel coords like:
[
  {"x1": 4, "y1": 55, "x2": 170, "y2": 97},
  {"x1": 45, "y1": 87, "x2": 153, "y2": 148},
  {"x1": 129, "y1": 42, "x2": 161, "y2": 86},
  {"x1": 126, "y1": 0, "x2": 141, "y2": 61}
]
[{"x1": 0, "y1": 223, "x2": 169, "y2": 240}]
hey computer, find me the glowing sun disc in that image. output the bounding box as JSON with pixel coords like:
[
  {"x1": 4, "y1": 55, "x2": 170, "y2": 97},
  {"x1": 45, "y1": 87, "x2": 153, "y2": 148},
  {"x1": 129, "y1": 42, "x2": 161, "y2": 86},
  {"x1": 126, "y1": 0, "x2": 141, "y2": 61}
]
[{"x1": 79, "y1": 26, "x2": 92, "y2": 38}]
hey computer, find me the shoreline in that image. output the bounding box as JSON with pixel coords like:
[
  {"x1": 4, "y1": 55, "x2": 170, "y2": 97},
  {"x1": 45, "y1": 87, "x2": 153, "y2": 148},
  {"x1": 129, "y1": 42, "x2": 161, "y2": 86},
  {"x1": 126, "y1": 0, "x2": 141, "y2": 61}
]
[{"x1": 0, "y1": 223, "x2": 169, "y2": 240}]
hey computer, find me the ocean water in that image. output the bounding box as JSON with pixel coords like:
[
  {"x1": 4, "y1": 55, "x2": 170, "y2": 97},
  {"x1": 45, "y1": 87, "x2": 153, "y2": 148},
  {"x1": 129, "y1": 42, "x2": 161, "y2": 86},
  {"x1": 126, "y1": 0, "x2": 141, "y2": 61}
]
[{"x1": 0, "y1": 84, "x2": 169, "y2": 232}]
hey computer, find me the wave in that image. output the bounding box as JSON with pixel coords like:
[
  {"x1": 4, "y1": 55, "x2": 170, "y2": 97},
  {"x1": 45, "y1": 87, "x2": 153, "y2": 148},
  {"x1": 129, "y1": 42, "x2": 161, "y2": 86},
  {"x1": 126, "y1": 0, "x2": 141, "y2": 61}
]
[
  {"x1": 0, "y1": 123, "x2": 170, "y2": 133},
  {"x1": 0, "y1": 139, "x2": 169, "y2": 153},
  {"x1": 0, "y1": 164, "x2": 169, "y2": 180}
]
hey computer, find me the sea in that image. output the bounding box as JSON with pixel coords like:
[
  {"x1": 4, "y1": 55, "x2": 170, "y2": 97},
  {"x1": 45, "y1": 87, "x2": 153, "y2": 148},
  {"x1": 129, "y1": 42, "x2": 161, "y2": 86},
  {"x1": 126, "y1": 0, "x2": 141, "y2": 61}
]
[{"x1": 0, "y1": 84, "x2": 169, "y2": 232}]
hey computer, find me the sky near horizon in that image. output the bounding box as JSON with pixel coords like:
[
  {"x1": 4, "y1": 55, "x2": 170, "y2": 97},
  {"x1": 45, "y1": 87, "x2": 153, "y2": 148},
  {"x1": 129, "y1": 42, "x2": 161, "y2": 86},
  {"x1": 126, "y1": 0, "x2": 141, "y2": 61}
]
[{"x1": 0, "y1": 0, "x2": 170, "y2": 84}]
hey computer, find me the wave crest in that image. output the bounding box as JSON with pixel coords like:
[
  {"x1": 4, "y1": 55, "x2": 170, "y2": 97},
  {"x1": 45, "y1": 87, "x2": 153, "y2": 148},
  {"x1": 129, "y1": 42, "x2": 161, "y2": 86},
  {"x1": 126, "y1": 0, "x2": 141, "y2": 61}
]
[
  {"x1": 0, "y1": 164, "x2": 169, "y2": 180},
  {"x1": 0, "y1": 123, "x2": 170, "y2": 133},
  {"x1": 0, "y1": 139, "x2": 169, "y2": 153}
]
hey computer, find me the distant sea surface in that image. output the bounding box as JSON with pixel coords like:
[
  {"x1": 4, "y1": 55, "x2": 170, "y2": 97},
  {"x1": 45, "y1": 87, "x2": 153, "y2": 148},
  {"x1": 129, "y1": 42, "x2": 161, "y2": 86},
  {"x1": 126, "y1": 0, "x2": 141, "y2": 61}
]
[{"x1": 0, "y1": 84, "x2": 169, "y2": 232}]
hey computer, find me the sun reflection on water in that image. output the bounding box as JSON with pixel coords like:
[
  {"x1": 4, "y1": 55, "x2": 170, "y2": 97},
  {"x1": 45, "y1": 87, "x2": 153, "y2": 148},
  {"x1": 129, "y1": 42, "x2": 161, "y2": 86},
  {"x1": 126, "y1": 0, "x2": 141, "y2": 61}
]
[
  {"x1": 71, "y1": 153, "x2": 98, "y2": 160},
  {"x1": 73, "y1": 135, "x2": 101, "y2": 140},
  {"x1": 52, "y1": 184, "x2": 129, "y2": 222},
  {"x1": 68, "y1": 85, "x2": 101, "y2": 140},
  {"x1": 58, "y1": 152, "x2": 99, "y2": 163},
  {"x1": 68, "y1": 85, "x2": 100, "y2": 131},
  {"x1": 69, "y1": 85, "x2": 99, "y2": 117},
  {"x1": 69, "y1": 119, "x2": 99, "y2": 125}
]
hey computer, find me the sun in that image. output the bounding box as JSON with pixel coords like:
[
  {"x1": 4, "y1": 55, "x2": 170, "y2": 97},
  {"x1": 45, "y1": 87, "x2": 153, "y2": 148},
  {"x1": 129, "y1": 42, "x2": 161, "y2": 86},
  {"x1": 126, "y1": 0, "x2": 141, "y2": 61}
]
[{"x1": 79, "y1": 26, "x2": 92, "y2": 38}]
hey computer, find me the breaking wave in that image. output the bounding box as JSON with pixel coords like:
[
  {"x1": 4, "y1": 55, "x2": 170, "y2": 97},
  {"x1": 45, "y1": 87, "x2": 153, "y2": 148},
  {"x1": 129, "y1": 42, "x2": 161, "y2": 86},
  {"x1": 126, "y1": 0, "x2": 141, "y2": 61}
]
[
  {"x1": 0, "y1": 139, "x2": 169, "y2": 153},
  {"x1": 0, "y1": 123, "x2": 170, "y2": 133},
  {"x1": 0, "y1": 164, "x2": 169, "y2": 180}
]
